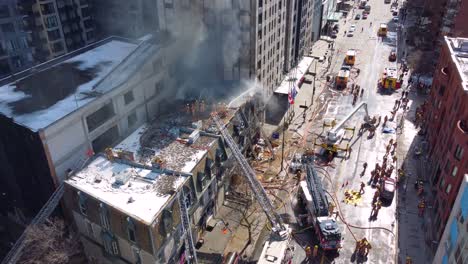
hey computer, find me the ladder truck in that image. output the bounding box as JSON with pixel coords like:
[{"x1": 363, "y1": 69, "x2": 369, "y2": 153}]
[
  {"x1": 212, "y1": 114, "x2": 292, "y2": 263},
  {"x1": 298, "y1": 157, "x2": 342, "y2": 250}
]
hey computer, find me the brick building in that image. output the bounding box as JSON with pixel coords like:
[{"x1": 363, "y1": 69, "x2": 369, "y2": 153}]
[{"x1": 424, "y1": 36, "x2": 468, "y2": 241}]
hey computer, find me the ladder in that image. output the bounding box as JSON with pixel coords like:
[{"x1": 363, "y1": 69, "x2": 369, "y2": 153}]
[
  {"x1": 1, "y1": 184, "x2": 65, "y2": 264},
  {"x1": 179, "y1": 189, "x2": 198, "y2": 264},
  {"x1": 212, "y1": 114, "x2": 285, "y2": 232},
  {"x1": 305, "y1": 163, "x2": 329, "y2": 217}
]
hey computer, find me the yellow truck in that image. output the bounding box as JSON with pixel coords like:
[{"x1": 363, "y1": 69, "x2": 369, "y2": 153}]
[
  {"x1": 335, "y1": 69, "x2": 350, "y2": 90},
  {"x1": 378, "y1": 23, "x2": 388, "y2": 37},
  {"x1": 380, "y1": 67, "x2": 401, "y2": 89},
  {"x1": 345, "y1": 49, "x2": 356, "y2": 65}
]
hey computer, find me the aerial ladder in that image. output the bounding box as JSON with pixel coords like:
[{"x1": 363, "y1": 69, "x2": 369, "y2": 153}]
[
  {"x1": 212, "y1": 114, "x2": 286, "y2": 234},
  {"x1": 178, "y1": 189, "x2": 198, "y2": 264},
  {"x1": 315, "y1": 102, "x2": 371, "y2": 153}
]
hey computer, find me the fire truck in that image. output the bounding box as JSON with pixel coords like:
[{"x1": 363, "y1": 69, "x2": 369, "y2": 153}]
[{"x1": 298, "y1": 158, "x2": 342, "y2": 250}]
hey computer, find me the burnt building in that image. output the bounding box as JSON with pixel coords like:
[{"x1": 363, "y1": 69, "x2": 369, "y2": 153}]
[{"x1": 424, "y1": 36, "x2": 468, "y2": 244}]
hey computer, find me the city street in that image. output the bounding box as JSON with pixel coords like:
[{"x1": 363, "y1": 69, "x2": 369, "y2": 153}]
[{"x1": 279, "y1": 0, "x2": 423, "y2": 263}]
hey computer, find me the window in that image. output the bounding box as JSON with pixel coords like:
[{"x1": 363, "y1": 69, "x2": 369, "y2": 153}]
[
  {"x1": 127, "y1": 217, "x2": 136, "y2": 243},
  {"x1": 446, "y1": 184, "x2": 452, "y2": 194},
  {"x1": 1, "y1": 23, "x2": 14, "y2": 33},
  {"x1": 44, "y1": 16, "x2": 58, "y2": 28},
  {"x1": 86, "y1": 102, "x2": 115, "y2": 132},
  {"x1": 47, "y1": 29, "x2": 61, "y2": 41},
  {"x1": 101, "y1": 232, "x2": 119, "y2": 256},
  {"x1": 455, "y1": 145, "x2": 464, "y2": 160},
  {"x1": 452, "y1": 166, "x2": 458, "y2": 177},
  {"x1": 128, "y1": 112, "x2": 137, "y2": 128},
  {"x1": 99, "y1": 203, "x2": 111, "y2": 230},
  {"x1": 444, "y1": 159, "x2": 451, "y2": 174},
  {"x1": 0, "y1": 5, "x2": 10, "y2": 18},
  {"x1": 439, "y1": 177, "x2": 445, "y2": 189},
  {"x1": 85, "y1": 219, "x2": 94, "y2": 238},
  {"x1": 40, "y1": 3, "x2": 55, "y2": 14},
  {"x1": 91, "y1": 126, "x2": 119, "y2": 153},
  {"x1": 123, "y1": 90, "x2": 135, "y2": 105},
  {"x1": 439, "y1": 85, "x2": 446, "y2": 96},
  {"x1": 78, "y1": 191, "x2": 87, "y2": 215}
]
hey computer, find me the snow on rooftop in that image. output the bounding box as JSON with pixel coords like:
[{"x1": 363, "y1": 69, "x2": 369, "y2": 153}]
[
  {"x1": 0, "y1": 40, "x2": 138, "y2": 131},
  {"x1": 275, "y1": 56, "x2": 313, "y2": 95},
  {"x1": 447, "y1": 37, "x2": 468, "y2": 91},
  {"x1": 67, "y1": 155, "x2": 187, "y2": 223}
]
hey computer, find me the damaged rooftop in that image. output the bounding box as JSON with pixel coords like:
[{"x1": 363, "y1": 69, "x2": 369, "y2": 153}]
[
  {"x1": 114, "y1": 104, "x2": 237, "y2": 173},
  {"x1": 0, "y1": 37, "x2": 140, "y2": 131}
]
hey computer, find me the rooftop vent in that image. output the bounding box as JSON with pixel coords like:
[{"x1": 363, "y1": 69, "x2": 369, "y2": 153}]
[
  {"x1": 115, "y1": 168, "x2": 133, "y2": 185},
  {"x1": 188, "y1": 129, "x2": 200, "y2": 144}
]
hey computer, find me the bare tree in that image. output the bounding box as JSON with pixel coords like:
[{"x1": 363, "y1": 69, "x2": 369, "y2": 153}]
[{"x1": 17, "y1": 218, "x2": 84, "y2": 264}]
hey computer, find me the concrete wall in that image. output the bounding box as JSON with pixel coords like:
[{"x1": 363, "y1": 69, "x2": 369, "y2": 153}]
[{"x1": 43, "y1": 46, "x2": 167, "y2": 182}]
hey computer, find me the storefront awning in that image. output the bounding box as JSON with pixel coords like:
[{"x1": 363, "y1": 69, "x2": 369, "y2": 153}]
[{"x1": 327, "y1": 12, "x2": 342, "y2": 22}]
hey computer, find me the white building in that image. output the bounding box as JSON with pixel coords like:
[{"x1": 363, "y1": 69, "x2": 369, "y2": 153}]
[{"x1": 0, "y1": 35, "x2": 168, "y2": 220}]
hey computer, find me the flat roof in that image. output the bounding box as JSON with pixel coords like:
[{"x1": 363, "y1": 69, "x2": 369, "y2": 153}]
[
  {"x1": 0, "y1": 39, "x2": 139, "y2": 131},
  {"x1": 275, "y1": 56, "x2": 313, "y2": 95},
  {"x1": 446, "y1": 37, "x2": 468, "y2": 91},
  {"x1": 114, "y1": 110, "x2": 226, "y2": 173},
  {"x1": 258, "y1": 226, "x2": 291, "y2": 264},
  {"x1": 66, "y1": 155, "x2": 188, "y2": 224}
]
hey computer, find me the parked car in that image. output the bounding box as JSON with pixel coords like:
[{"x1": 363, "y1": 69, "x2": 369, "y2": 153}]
[
  {"x1": 392, "y1": 11, "x2": 398, "y2": 16},
  {"x1": 350, "y1": 24, "x2": 356, "y2": 32},
  {"x1": 380, "y1": 177, "x2": 396, "y2": 202},
  {"x1": 364, "y1": 5, "x2": 371, "y2": 12},
  {"x1": 362, "y1": 13, "x2": 368, "y2": 19},
  {"x1": 355, "y1": 14, "x2": 361, "y2": 20},
  {"x1": 331, "y1": 30, "x2": 338, "y2": 38},
  {"x1": 392, "y1": 16, "x2": 399, "y2": 22}
]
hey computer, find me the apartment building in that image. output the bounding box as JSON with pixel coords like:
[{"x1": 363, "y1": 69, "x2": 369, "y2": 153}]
[
  {"x1": 423, "y1": 36, "x2": 468, "y2": 242},
  {"x1": 17, "y1": 0, "x2": 96, "y2": 62},
  {"x1": 433, "y1": 174, "x2": 468, "y2": 264},
  {"x1": 64, "y1": 100, "x2": 261, "y2": 264},
  {"x1": 0, "y1": 36, "x2": 167, "y2": 222},
  {"x1": 0, "y1": 0, "x2": 33, "y2": 78},
  {"x1": 92, "y1": 0, "x2": 158, "y2": 39},
  {"x1": 157, "y1": 0, "x2": 288, "y2": 97}
]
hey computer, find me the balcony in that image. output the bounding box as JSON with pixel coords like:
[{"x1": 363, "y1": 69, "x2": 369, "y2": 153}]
[{"x1": 457, "y1": 120, "x2": 468, "y2": 134}]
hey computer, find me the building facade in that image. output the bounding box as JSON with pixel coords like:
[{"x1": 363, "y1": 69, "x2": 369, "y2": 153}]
[
  {"x1": 17, "y1": 0, "x2": 96, "y2": 62},
  {"x1": 92, "y1": 0, "x2": 159, "y2": 40},
  {"x1": 432, "y1": 174, "x2": 468, "y2": 264},
  {"x1": 0, "y1": 0, "x2": 33, "y2": 78},
  {"x1": 424, "y1": 36, "x2": 468, "y2": 242},
  {"x1": 157, "y1": 0, "x2": 289, "y2": 97}
]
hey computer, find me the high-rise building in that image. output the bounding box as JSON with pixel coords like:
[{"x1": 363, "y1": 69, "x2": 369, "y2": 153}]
[
  {"x1": 92, "y1": 0, "x2": 159, "y2": 39},
  {"x1": 424, "y1": 36, "x2": 468, "y2": 243},
  {"x1": 157, "y1": 0, "x2": 308, "y2": 97},
  {"x1": 0, "y1": 0, "x2": 33, "y2": 78},
  {"x1": 17, "y1": 0, "x2": 96, "y2": 62}
]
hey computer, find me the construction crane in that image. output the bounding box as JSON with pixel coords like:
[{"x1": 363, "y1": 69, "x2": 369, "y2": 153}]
[
  {"x1": 300, "y1": 157, "x2": 342, "y2": 250},
  {"x1": 212, "y1": 114, "x2": 286, "y2": 234},
  {"x1": 178, "y1": 189, "x2": 198, "y2": 264}
]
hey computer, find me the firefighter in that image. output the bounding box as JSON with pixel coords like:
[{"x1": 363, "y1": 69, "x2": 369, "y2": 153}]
[
  {"x1": 371, "y1": 200, "x2": 382, "y2": 219},
  {"x1": 305, "y1": 246, "x2": 312, "y2": 260},
  {"x1": 372, "y1": 189, "x2": 380, "y2": 204},
  {"x1": 392, "y1": 155, "x2": 398, "y2": 164},
  {"x1": 360, "y1": 88, "x2": 364, "y2": 97},
  {"x1": 328, "y1": 202, "x2": 335, "y2": 216},
  {"x1": 347, "y1": 147, "x2": 353, "y2": 159},
  {"x1": 361, "y1": 162, "x2": 368, "y2": 177},
  {"x1": 384, "y1": 115, "x2": 388, "y2": 126},
  {"x1": 418, "y1": 199, "x2": 426, "y2": 217},
  {"x1": 360, "y1": 182, "x2": 366, "y2": 194}
]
